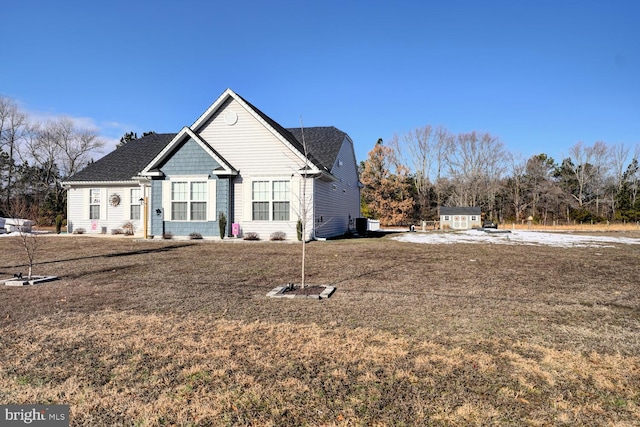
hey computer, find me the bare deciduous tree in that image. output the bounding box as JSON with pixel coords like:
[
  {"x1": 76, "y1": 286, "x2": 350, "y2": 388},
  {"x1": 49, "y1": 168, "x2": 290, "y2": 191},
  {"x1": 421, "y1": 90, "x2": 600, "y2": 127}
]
[
  {"x1": 21, "y1": 117, "x2": 104, "y2": 217},
  {"x1": 524, "y1": 154, "x2": 557, "y2": 223},
  {"x1": 566, "y1": 141, "x2": 609, "y2": 209},
  {"x1": 26, "y1": 117, "x2": 104, "y2": 178},
  {"x1": 446, "y1": 131, "x2": 506, "y2": 215},
  {"x1": 0, "y1": 96, "x2": 29, "y2": 209},
  {"x1": 609, "y1": 142, "x2": 631, "y2": 218},
  {"x1": 506, "y1": 153, "x2": 527, "y2": 222}
]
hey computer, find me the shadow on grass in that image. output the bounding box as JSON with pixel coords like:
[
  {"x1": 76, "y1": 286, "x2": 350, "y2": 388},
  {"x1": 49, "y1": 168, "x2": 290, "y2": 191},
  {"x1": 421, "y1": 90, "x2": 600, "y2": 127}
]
[
  {"x1": 326, "y1": 230, "x2": 406, "y2": 240},
  {"x1": 0, "y1": 244, "x2": 191, "y2": 271}
]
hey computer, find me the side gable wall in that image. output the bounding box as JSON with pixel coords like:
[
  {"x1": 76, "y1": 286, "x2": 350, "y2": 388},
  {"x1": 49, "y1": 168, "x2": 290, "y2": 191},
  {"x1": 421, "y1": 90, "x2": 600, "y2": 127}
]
[
  {"x1": 196, "y1": 97, "x2": 312, "y2": 240},
  {"x1": 314, "y1": 137, "x2": 361, "y2": 238},
  {"x1": 196, "y1": 98, "x2": 305, "y2": 175}
]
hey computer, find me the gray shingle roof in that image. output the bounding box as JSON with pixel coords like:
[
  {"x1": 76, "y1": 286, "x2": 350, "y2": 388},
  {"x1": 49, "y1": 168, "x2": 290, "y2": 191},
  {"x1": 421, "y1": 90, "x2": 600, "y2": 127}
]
[
  {"x1": 65, "y1": 133, "x2": 176, "y2": 182},
  {"x1": 440, "y1": 206, "x2": 482, "y2": 215},
  {"x1": 66, "y1": 95, "x2": 350, "y2": 182},
  {"x1": 287, "y1": 126, "x2": 347, "y2": 172}
]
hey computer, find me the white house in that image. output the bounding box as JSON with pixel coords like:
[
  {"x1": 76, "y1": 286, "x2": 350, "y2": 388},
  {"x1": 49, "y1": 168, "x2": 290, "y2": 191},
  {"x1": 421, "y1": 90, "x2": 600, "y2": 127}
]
[{"x1": 63, "y1": 89, "x2": 361, "y2": 240}]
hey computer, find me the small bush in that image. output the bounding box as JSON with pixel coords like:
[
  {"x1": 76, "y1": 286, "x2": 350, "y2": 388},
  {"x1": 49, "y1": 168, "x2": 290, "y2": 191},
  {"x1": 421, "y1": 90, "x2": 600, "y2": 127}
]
[
  {"x1": 270, "y1": 231, "x2": 286, "y2": 241},
  {"x1": 122, "y1": 221, "x2": 135, "y2": 236},
  {"x1": 243, "y1": 232, "x2": 260, "y2": 241},
  {"x1": 296, "y1": 218, "x2": 303, "y2": 241},
  {"x1": 162, "y1": 232, "x2": 173, "y2": 240},
  {"x1": 218, "y1": 212, "x2": 227, "y2": 239},
  {"x1": 111, "y1": 228, "x2": 124, "y2": 235},
  {"x1": 189, "y1": 232, "x2": 203, "y2": 240},
  {"x1": 73, "y1": 228, "x2": 86, "y2": 235},
  {"x1": 55, "y1": 214, "x2": 64, "y2": 234}
]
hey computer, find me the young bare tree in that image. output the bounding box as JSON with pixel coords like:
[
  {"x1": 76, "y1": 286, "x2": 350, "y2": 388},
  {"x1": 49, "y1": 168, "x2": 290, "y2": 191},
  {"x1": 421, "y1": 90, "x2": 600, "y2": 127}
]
[
  {"x1": 8, "y1": 198, "x2": 43, "y2": 280},
  {"x1": 297, "y1": 124, "x2": 311, "y2": 288}
]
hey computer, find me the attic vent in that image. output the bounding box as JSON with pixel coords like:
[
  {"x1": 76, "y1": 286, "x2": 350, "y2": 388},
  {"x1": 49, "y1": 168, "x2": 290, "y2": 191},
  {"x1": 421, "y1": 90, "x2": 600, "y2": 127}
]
[{"x1": 224, "y1": 111, "x2": 238, "y2": 125}]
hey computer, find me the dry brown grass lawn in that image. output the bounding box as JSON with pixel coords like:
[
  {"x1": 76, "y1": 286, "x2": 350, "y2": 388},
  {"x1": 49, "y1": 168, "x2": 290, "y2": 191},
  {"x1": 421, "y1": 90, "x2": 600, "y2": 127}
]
[{"x1": 1, "y1": 234, "x2": 639, "y2": 426}]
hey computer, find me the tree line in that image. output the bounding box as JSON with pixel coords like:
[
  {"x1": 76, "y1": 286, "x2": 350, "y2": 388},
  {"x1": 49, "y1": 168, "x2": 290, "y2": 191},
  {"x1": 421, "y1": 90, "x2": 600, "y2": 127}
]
[
  {"x1": 0, "y1": 95, "x2": 104, "y2": 223},
  {"x1": 360, "y1": 125, "x2": 640, "y2": 226},
  {"x1": 3, "y1": 93, "x2": 639, "y2": 229}
]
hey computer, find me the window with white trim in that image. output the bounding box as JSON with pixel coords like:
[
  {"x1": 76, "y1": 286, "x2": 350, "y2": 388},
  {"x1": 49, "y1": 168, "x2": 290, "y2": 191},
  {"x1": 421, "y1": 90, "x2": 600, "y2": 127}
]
[
  {"x1": 272, "y1": 180, "x2": 290, "y2": 221},
  {"x1": 190, "y1": 181, "x2": 207, "y2": 220},
  {"x1": 171, "y1": 181, "x2": 207, "y2": 221},
  {"x1": 89, "y1": 189, "x2": 101, "y2": 219},
  {"x1": 252, "y1": 180, "x2": 290, "y2": 221},
  {"x1": 130, "y1": 188, "x2": 141, "y2": 220},
  {"x1": 444, "y1": 215, "x2": 450, "y2": 221}
]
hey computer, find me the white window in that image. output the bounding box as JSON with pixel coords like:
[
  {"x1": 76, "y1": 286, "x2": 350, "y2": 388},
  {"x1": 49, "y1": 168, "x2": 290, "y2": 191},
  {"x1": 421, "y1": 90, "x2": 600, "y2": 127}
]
[
  {"x1": 444, "y1": 215, "x2": 450, "y2": 221},
  {"x1": 190, "y1": 181, "x2": 207, "y2": 221},
  {"x1": 170, "y1": 181, "x2": 207, "y2": 221},
  {"x1": 471, "y1": 215, "x2": 478, "y2": 221},
  {"x1": 272, "y1": 181, "x2": 290, "y2": 221},
  {"x1": 130, "y1": 188, "x2": 141, "y2": 220},
  {"x1": 252, "y1": 180, "x2": 290, "y2": 221},
  {"x1": 89, "y1": 189, "x2": 101, "y2": 219}
]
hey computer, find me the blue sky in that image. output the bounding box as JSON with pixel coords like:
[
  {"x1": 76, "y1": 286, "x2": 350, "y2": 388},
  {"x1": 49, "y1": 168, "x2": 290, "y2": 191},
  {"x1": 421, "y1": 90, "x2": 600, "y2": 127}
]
[{"x1": 2, "y1": 0, "x2": 639, "y2": 167}]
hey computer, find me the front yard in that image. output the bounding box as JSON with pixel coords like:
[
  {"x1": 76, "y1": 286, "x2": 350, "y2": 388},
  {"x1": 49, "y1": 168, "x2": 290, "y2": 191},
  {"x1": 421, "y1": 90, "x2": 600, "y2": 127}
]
[{"x1": 1, "y1": 234, "x2": 639, "y2": 425}]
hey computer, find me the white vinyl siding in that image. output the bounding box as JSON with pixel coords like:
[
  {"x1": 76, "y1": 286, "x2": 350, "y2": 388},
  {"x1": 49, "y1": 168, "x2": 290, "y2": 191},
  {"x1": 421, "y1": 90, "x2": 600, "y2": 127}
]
[
  {"x1": 68, "y1": 185, "x2": 144, "y2": 235},
  {"x1": 311, "y1": 138, "x2": 361, "y2": 238},
  {"x1": 197, "y1": 98, "x2": 308, "y2": 177}
]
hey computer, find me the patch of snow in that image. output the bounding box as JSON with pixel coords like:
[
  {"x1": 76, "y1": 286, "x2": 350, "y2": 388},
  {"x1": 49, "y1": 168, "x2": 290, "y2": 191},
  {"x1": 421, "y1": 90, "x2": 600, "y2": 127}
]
[
  {"x1": 393, "y1": 229, "x2": 640, "y2": 248},
  {"x1": 0, "y1": 230, "x2": 50, "y2": 237}
]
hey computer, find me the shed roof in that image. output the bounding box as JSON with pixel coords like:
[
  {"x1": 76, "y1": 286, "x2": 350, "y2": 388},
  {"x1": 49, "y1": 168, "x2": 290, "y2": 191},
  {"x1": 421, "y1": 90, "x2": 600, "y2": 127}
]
[{"x1": 440, "y1": 206, "x2": 481, "y2": 216}]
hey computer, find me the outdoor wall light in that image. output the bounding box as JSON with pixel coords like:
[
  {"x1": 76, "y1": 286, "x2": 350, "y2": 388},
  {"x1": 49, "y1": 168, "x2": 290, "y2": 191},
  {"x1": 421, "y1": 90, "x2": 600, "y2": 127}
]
[{"x1": 155, "y1": 209, "x2": 162, "y2": 216}]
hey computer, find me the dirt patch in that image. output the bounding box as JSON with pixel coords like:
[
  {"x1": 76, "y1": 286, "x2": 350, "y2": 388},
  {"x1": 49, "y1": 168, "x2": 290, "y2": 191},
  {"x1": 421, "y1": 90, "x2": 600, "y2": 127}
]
[
  {"x1": 267, "y1": 284, "x2": 336, "y2": 299},
  {"x1": 282, "y1": 285, "x2": 325, "y2": 295}
]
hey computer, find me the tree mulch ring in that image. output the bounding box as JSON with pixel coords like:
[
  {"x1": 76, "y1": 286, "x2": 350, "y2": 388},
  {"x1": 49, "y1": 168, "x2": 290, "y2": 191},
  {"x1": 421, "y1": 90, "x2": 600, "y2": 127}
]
[
  {"x1": 266, "y1": 284, "x2": 336, "y2": 300},
  {"x1": 2, "y1": 276, "x2": 59, "y2": 286}
]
